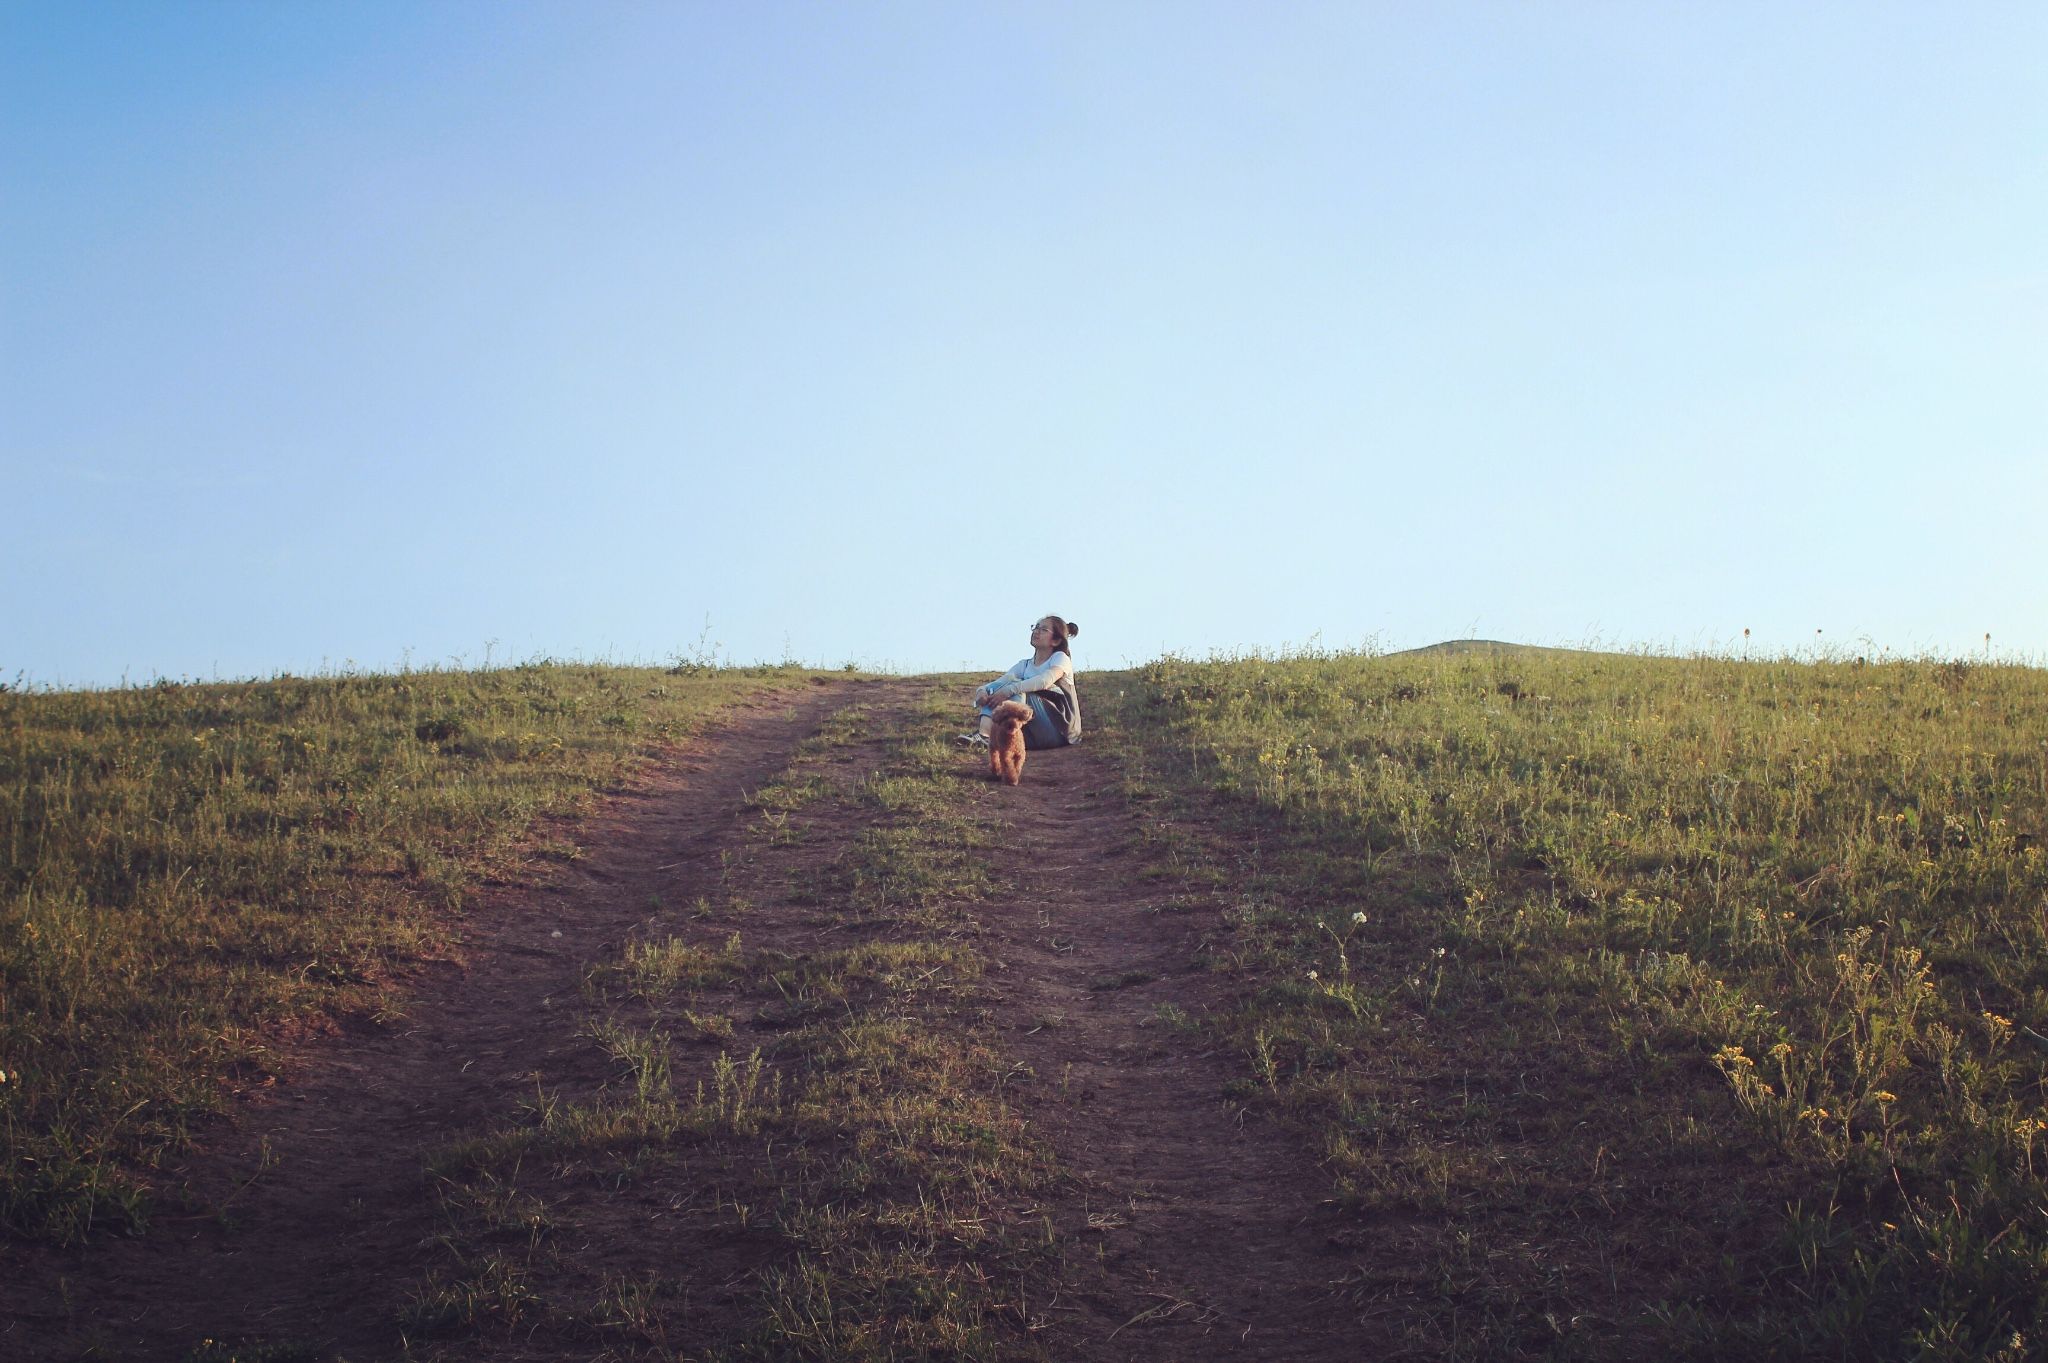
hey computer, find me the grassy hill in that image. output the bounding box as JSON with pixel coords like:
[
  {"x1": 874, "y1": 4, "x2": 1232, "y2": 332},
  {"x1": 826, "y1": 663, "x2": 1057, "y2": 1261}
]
[{"x1": 5, "y1": 648, "x2": 2047, "y2": 1358}]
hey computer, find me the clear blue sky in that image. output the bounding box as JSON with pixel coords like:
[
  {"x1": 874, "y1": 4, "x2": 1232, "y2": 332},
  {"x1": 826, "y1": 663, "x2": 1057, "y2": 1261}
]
[{"x1": 5, "y1": 3, "x2": 2043, "y2": 685}]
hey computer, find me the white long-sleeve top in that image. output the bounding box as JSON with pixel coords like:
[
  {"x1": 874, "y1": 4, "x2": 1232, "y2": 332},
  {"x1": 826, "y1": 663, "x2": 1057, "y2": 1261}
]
[
  {"x1": 987, "y1": 651, "x2": 1070, "y2": 699},
  {"x1": 984, "y1": 651, "x2": 1083, "y2": 740}
]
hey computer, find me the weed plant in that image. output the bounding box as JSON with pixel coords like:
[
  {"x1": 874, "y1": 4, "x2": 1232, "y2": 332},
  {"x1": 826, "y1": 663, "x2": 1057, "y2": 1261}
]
[
  {"x1": 1105, "y1": 647, "x2": 2048, "y2": 1359},
  {"x1": 0, "y1": 662, "x2": 822, "y2": 1242}
]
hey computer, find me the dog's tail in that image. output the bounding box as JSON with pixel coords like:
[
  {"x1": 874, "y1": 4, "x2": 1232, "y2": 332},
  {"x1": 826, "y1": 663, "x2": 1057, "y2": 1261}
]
[{"x1": 993, "y1": 700, "x2": 1033, "y2": 723}]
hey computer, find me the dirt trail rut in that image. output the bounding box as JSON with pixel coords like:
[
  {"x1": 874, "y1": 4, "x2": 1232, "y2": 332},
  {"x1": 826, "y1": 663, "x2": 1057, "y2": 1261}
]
[
  {"x1": 3, "y1": 684, "x2": 856, "y2": 1361},
  {"x1": 973, "y1": 732, "x2": 1363, "y2": 1362}
]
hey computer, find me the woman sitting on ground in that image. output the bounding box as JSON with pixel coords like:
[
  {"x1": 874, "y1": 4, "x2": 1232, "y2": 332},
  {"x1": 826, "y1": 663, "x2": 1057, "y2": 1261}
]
[{"x1": 958, "y1": 615, "x2": 1082, "y2": 751}]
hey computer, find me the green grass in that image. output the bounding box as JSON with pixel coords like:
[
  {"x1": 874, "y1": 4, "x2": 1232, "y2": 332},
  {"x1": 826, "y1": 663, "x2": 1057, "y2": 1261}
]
[
  {"x1": 0, "y1": 661, "x2": 831, "y2": 1243},
  {"x1": 1095, "y1": 646, "x2": 2048, "y2": 1359}
]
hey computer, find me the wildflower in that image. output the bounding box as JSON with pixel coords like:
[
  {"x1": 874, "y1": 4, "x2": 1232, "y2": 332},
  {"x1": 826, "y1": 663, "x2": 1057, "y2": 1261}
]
[
  {"x1": 1306, "y1": 970, "x2": 1319, "y2": 982},
  {"x1": 1432, "y1": 947, "x2": 1447, "y2": 960},
  {"x1": 1713, "y1": 1045, "x2": 1755, "y2": 1069},
  {"x1": 1873, "y1": 1091, "x2": 1897, "y2": 1103},
  {"x1": 1985, "y1": 1012, "x2": 2015, "y2": 1033},
  {"x1": 1351, "y1": 911, "x2": 1369, "y2": 925},
  {"x1": 1768, "y1": 1043, "x2": 1793, "y2": 1060},
  {"x1": 1798, "y1": 1107, "x2": 1830, "y2": 1122}
]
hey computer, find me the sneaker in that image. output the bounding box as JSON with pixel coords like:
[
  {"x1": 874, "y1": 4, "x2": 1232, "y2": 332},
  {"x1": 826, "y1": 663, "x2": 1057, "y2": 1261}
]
[{"x1": 955, "y1": 732, "x2": 988, "y2": 749}]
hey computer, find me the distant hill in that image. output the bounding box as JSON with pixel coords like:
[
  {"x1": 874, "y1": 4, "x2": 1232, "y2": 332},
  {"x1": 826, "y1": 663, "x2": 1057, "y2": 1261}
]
[{"x1": 1387, "y1": 639, "x2": 1591, "y2": 659}]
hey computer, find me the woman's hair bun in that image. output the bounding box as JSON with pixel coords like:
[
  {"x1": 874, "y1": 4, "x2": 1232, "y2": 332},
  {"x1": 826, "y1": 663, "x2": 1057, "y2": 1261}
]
[{"x1": 1065, "y1": 622, "x2": 1079, "y2": 637}]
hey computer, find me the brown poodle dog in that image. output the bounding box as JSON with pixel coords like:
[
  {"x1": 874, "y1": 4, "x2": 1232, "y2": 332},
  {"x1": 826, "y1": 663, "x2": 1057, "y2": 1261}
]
[{"x1": 987, "y1": 700, "x2": 1035, "y2": 785}]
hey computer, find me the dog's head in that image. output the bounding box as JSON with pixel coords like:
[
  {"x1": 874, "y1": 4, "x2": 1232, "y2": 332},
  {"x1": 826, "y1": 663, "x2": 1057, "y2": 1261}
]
[{"x1": 991, "y1": 700, "x2": 1034, "y2": 729}]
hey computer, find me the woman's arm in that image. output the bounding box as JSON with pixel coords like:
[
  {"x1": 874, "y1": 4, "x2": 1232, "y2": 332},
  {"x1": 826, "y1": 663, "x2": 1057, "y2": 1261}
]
[{"x1": 986, "y1": 652, "x2": 1070, "y2": 701}]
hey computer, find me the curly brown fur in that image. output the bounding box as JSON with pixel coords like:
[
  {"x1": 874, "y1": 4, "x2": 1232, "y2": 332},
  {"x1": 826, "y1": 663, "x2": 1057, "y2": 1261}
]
[{"x1": 988, "y1": 700, "x2": 1033, "y2": 785}]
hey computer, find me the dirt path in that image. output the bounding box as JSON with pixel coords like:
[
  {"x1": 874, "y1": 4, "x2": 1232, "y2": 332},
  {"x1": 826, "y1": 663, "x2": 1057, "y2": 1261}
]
[
  {"x1": 972, "y1": 731, "x2": 1369, "y2": 1362},
  {"x1": 5, "y1": 678, "x2": 1376, "y2": 1362}
]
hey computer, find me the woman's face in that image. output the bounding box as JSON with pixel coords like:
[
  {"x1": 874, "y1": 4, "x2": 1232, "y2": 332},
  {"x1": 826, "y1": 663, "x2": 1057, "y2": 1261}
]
[{"x1": 1030, "y1": 618, "x2": 1053, "y2": 650}]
